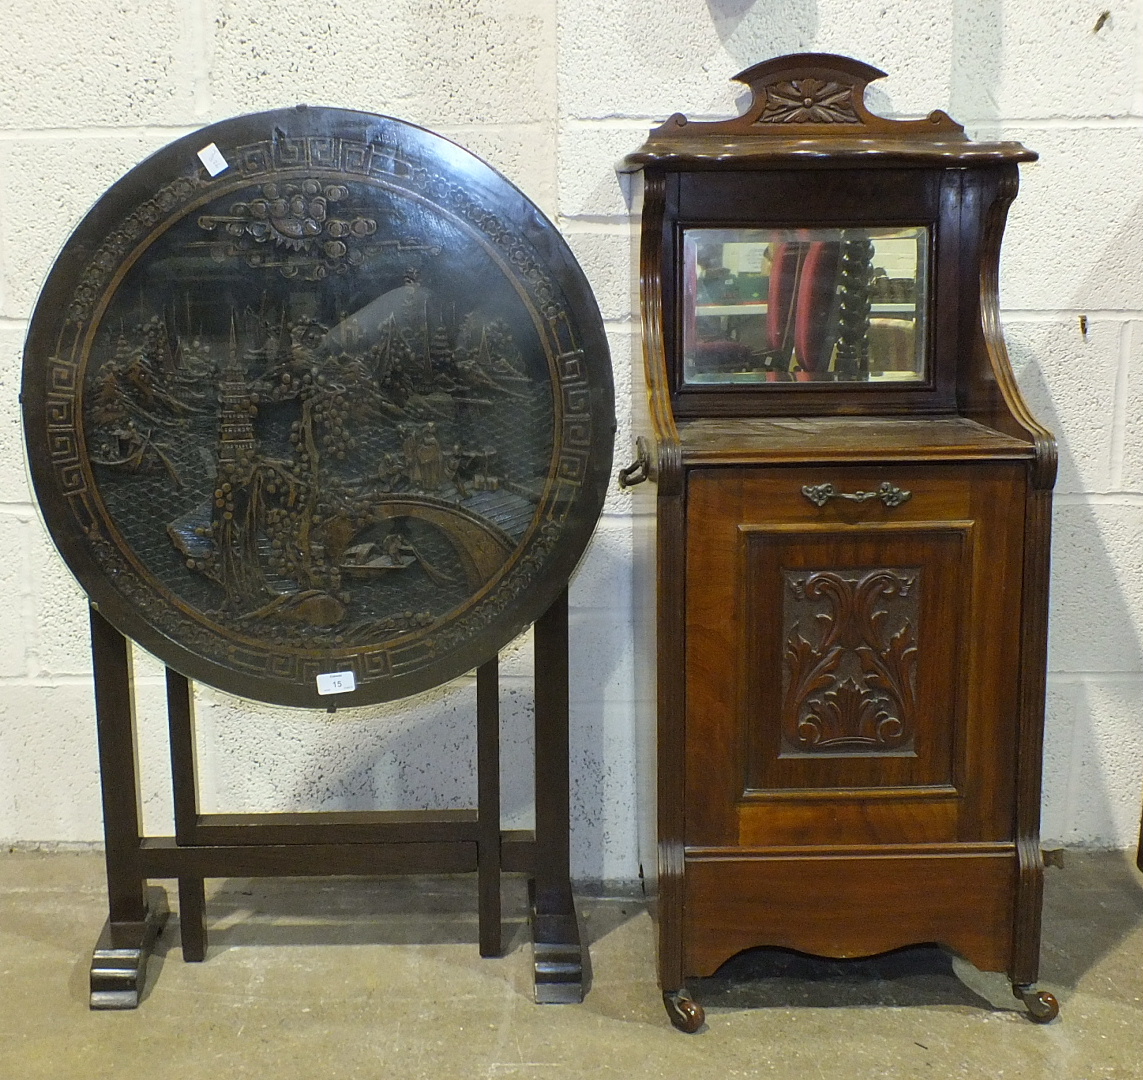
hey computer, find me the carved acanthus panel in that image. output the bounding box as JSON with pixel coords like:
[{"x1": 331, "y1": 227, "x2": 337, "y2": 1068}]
[{"x1": 781, "y1": 567, "x2": 919, "y2": 757}]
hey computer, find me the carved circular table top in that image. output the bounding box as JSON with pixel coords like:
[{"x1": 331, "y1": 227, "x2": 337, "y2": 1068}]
[{"x1": 23, "y1": 107, "x2": 614, "y2": 707}]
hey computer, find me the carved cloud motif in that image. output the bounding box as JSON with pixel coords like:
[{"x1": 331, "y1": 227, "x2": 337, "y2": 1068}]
[{"x1": 198, "y1": 179, "x2": 379, "y2": 278}]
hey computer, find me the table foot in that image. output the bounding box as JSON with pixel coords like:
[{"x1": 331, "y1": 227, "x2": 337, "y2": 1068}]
[{"x1": 89, "y1": 887, "x2": 169, "y2": 1010}]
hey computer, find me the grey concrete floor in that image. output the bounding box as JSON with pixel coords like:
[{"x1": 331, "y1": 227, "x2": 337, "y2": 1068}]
[{"x1": 0, "y1": 850, "x2": 1140, "y2": 1079}]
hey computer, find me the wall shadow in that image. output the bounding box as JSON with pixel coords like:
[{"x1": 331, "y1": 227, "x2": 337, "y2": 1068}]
[
  {"x1": 705, "y1": 0, "x2": 819, "y2": 69},
  {"x1": 692, "y1": 945, "x2": 1002, "y2": 1013}
]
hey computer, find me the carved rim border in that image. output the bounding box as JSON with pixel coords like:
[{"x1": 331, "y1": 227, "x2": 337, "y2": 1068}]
[{"x1": 22, "y1": 107, "x2": 614, "y2": 708}]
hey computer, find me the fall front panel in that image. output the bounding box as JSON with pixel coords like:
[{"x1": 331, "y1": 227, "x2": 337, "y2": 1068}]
[{"x1": 684, "y1": 464, "x2": 1026, "y2": 848}]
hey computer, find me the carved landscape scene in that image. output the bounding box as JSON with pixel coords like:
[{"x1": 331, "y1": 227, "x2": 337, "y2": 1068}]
[{"x1": 83, "y1": 177, "x2": 555, "y2": 650}]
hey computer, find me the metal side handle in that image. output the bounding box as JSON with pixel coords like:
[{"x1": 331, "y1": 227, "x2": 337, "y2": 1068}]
[{"x1": 618, "y1": 436, "x2": 653, "y2": 489}]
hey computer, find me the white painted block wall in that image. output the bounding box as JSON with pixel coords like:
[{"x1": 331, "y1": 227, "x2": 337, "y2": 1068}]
[{"x1": 0, "y1": 0, "x2": 1140, "y2": 879}]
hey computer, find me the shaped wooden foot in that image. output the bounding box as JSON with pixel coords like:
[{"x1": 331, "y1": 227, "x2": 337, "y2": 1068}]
[
  {"x1": 664, "y1": 989, "x2": 705, "y2": 1032},
  {"x1": 1013, "y1": 983, "x2": 1059, "y2": 1023},
  {"x1": 532, "y1": 904, "x2": 584, "y2": 1003},
  {"x1": 89, "y1": 887, "x2": 170, "y2": 1010}
]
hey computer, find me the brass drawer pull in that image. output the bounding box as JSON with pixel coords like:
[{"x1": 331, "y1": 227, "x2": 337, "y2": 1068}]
[{"x1": 801, "y1": 481, "x2": 912, "y2": 508}]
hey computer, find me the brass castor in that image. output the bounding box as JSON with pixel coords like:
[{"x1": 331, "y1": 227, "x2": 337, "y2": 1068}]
[
  {"x1": 663, "y1": 990, "x2": 705, "y2": 1032},
  {"x1": 1013, "y1": 984, "x2": 1060, "y2": 1023}
]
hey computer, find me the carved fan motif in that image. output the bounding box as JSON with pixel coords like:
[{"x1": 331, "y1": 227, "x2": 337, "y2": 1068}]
[
  {"x1": 758, "y1": 79, "x2": 860, "y2": 125},
  {"x1": 781, "y1": 567, "x2": 919, "y2": 755}
]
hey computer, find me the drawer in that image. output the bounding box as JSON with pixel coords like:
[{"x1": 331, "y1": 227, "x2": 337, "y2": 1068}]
[{"x1": 686, "y1": 462, "x2": 1017, "y2": 526}]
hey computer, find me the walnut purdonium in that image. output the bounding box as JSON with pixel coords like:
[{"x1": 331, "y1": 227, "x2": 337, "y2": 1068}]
[{"x1": 23, "y1": 107, "x2": 614, "y2": 707}]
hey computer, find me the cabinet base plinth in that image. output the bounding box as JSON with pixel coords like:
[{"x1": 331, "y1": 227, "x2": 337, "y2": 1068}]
[{"x1": 683, "y1": 849, "x2": 1017, "y2": 978}]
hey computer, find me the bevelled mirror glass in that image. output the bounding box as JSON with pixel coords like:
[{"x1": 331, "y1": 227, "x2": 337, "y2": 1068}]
[{"x1": 681, "y1": 226, "x2": 929, "y2": 385}]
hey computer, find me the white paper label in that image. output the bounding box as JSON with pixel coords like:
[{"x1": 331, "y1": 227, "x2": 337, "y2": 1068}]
[
  {"x1": 316, "y1": 670, "x2": 356, "y2": 696},
  {"x1": 197, "y1": 142, "x2": 229, "y2": 177}
]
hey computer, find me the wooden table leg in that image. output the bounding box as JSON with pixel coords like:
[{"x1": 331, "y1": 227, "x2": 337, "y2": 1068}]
[
  {"x1": 88, "y1": 607, "x2": 168, "y2": 1009},
  {"x1": 531, "y1": 588, "x2": 585, "y2": 1003},
  {"x1": 176, "y1": 878, "x2": 207, "y2": 963},
  {"x1": 166, "y1": 667, "x2": 207, "y2": 961},
  {"x1": 477, "y1": 656, "x2": 502, "y2": 957}
]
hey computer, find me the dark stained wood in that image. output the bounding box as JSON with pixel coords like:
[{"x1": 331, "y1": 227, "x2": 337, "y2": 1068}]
[
  {"x1": 38, "y1": 110, "x2": 604, "y2": 1007},
  {"x1": 626, "y1": 53, "x2": 1056, "y2": 1028},
  {"x1": 89, "y1": 606, "x2": 169, "y2": 1006},
  {"x1": 138, "y1": 838, "x2": 478, "y2": 876},
  {"x1": 655, "y1": 488, "x2": 688, "y2": 997},
  {"x1": 191, "y1": 810, "x2": 480, "y2": 846},
  {"x1": 166, "y1": 668, "x2": 206, "y2": 959},
  {"x1": 499, "y1": 830, "x2": 536, "y2": 873},
  {"x1": 635, "y1": 170, "x2": 690, "y2": 1000},
  {"x1": 685, "y1": 463, "x2": 1024, "y2": 848},
  {"x1": 143, "y1": 831, "x2": 534, "y2": 877},
  {"x1": 531, "y1": 587, "x2": 586, "y2": 1003},
  {"x1": 176, "y1": 877, "x2": 206, "y2": 963},
  {"x1": 89, "y1": 886, "x2": 169, "y2": 1010},
  {"x1": 90, "y1": 605, "x2": 147, "y2": 924},
  {"x1": 81, "y1": 596, "x2": 581, "y2": 1007},
  {"x1": 621, "y1": 54, "x2": 1034, "y2": 172},
  {"x1": 26, "y1": 108, "x2": 614, "y2": 714},
  {"x1": 477, "y1": 656, "x2": 502, "y2": 958},
  {"x1": 959, "y1": 168, "x2": 1058, "y2": 490},
  {"x1": 636, "y1": 171, "x2": 682, "y2": 482},
  {"x1": 167, "y1": 669, "x2": 198, "y2": 841},
  {"x1": 1011, "y1": 482, "x2": 1056, "y2": 985}
]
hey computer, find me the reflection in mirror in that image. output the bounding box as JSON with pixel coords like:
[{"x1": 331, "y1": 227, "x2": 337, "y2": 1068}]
[{"x1": 681, "y1": 226, "x2": 929, "y2": 385}]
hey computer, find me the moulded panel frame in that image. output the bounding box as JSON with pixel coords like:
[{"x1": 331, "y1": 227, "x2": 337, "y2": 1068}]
[{"x1": 740, "y1": 520, "x2": 972, "y2": 796}]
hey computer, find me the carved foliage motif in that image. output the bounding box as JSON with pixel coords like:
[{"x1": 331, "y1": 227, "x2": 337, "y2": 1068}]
[
  {"x1": 758, "y1": 78, "x2": 860, "y2": 125},
  {"x1": 68, "y1": 175, "x2": 203, "y2": 324},
  {"x1": 782, "y1": 568, "x2": 918, "y2": 755}
]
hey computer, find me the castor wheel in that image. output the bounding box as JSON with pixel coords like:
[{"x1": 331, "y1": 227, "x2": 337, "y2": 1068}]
[
  {"x1": 663, "y1": 990, "x2": 705, "y2": 1032},
  {"x1": 1013, "y1": 984, "x2": 1059, "y2": 1023}
]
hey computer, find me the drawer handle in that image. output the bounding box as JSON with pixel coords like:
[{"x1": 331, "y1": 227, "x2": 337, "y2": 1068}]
[{"x1": 801, "y1": 481, "x2": 912, "y2": 508}]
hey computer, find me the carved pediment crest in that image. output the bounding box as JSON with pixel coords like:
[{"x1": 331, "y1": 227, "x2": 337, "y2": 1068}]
[{"x1": 645, "y1": 53, "x2": 964, "y2": 141}]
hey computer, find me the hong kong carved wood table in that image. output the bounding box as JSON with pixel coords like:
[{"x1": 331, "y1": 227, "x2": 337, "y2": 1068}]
[
  {"x1": 22, "y1": 107, "x2": 614, "y2": 1007},
  {"x1": 620, "y1": 54, "x2": 1058, "y2": 1031}
]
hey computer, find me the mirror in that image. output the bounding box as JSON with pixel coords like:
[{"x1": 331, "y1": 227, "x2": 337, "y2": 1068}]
[{"x1": 681, "y1": 226, "x2": 929, "y2": 385}]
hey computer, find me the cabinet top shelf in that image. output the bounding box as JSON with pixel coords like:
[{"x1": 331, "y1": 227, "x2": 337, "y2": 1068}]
[
  {"x1": 694, "y1": 302, "x2": 918, "y2": 316},
  {"x1": 675, "y1": 415, "x2": 1034, "y2": 464}
]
